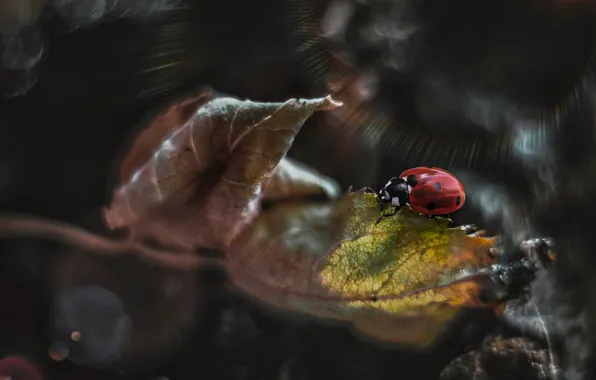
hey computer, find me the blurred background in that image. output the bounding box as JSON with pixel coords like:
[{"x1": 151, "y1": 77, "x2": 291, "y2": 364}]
[{"x1": 1, "y1": 0, "x2": 596, "y2": 379}]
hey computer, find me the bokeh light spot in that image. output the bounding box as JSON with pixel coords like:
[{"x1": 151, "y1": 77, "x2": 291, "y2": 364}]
[
  {"x1": 0, "y1": 356, "x2": 44, "y2": 380},
  {"x1": 50, "y1": 285, "x2": 132, "y2": 368},
  {"x1": 48, "y1": 342, "x2": 68, "y2": 362}
]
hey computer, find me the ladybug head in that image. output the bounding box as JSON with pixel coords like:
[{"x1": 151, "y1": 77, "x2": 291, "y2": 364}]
[{"x1": 379, "y1": 177, "x2": 409, "y2": 203}]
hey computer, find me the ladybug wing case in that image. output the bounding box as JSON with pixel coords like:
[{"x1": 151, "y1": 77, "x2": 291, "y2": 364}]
[{"x1": 400, "y1": 167, "x2": 466, "y2": 215}]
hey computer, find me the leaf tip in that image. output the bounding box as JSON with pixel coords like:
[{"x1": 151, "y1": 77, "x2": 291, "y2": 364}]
[{"x1": 319, "y1": 95, "x2": 343, "y2": 110}]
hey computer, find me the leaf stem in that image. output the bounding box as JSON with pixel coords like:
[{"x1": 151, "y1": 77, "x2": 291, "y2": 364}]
[{"x1": 0, "y1": 215, "x2": 221, "y2": 270}]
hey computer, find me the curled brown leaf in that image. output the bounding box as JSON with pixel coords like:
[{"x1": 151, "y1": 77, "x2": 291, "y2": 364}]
[{"x1": 104, "y1": 94, "x2": 342, "y2": 250}]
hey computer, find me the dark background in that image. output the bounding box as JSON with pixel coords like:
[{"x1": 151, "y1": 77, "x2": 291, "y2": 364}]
[{"x1": 1, "y1": 0, "x2": 596, "y2": 379}]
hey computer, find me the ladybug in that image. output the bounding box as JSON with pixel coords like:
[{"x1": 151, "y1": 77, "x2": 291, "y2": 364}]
[{"x1": 369, "y1": 167, "x2": 466, "y2": 224}]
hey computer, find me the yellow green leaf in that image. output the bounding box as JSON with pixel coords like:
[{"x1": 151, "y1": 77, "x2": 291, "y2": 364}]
[{"x1": 227, "y1": 190, "x2": 496, "y2": 348}]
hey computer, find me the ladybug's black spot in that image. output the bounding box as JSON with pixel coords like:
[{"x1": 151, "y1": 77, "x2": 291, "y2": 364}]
[
  {"x1": 434, "y1": 182, "x2": 441, "y2": 190},
  {"x1": 406, "y1": 175, "x2": 418, "y2": 187},
  {"x1": 426, "y1": 201, "x2": 437, "y2": 211},
  {"x1": 455, "y1": 196, "x2": 461, "y2": 206}
]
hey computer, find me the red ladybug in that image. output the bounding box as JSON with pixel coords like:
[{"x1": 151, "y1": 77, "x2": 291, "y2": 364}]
[{"x1": 370, "y1": 166, "x2": 465, "y2": 223}]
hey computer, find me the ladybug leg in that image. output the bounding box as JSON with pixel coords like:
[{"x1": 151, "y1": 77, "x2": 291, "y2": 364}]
[
  {"x1": 426, "y1": 215, "x2": 440, "y2": 225},
  {"x1": 363, "y1": 187, "x2": 385, "y2": 211},
  {"x1": 376, "y1": 206, "x2": 400, "y2": 225}
]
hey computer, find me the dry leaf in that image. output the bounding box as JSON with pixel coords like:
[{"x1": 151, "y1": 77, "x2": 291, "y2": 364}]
[
  {"x1": 262, "y1": 157, "x2": 341, "y2": 201},
  {"x1": 440, "y1": 336, "x2": 557, "y2": 380},
  {"x1": 104, "y1": 93, "x2": 342, "y2": 250},
  {"x1": 118, "y1": 89, "x2": 213, "y2": 181}
]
